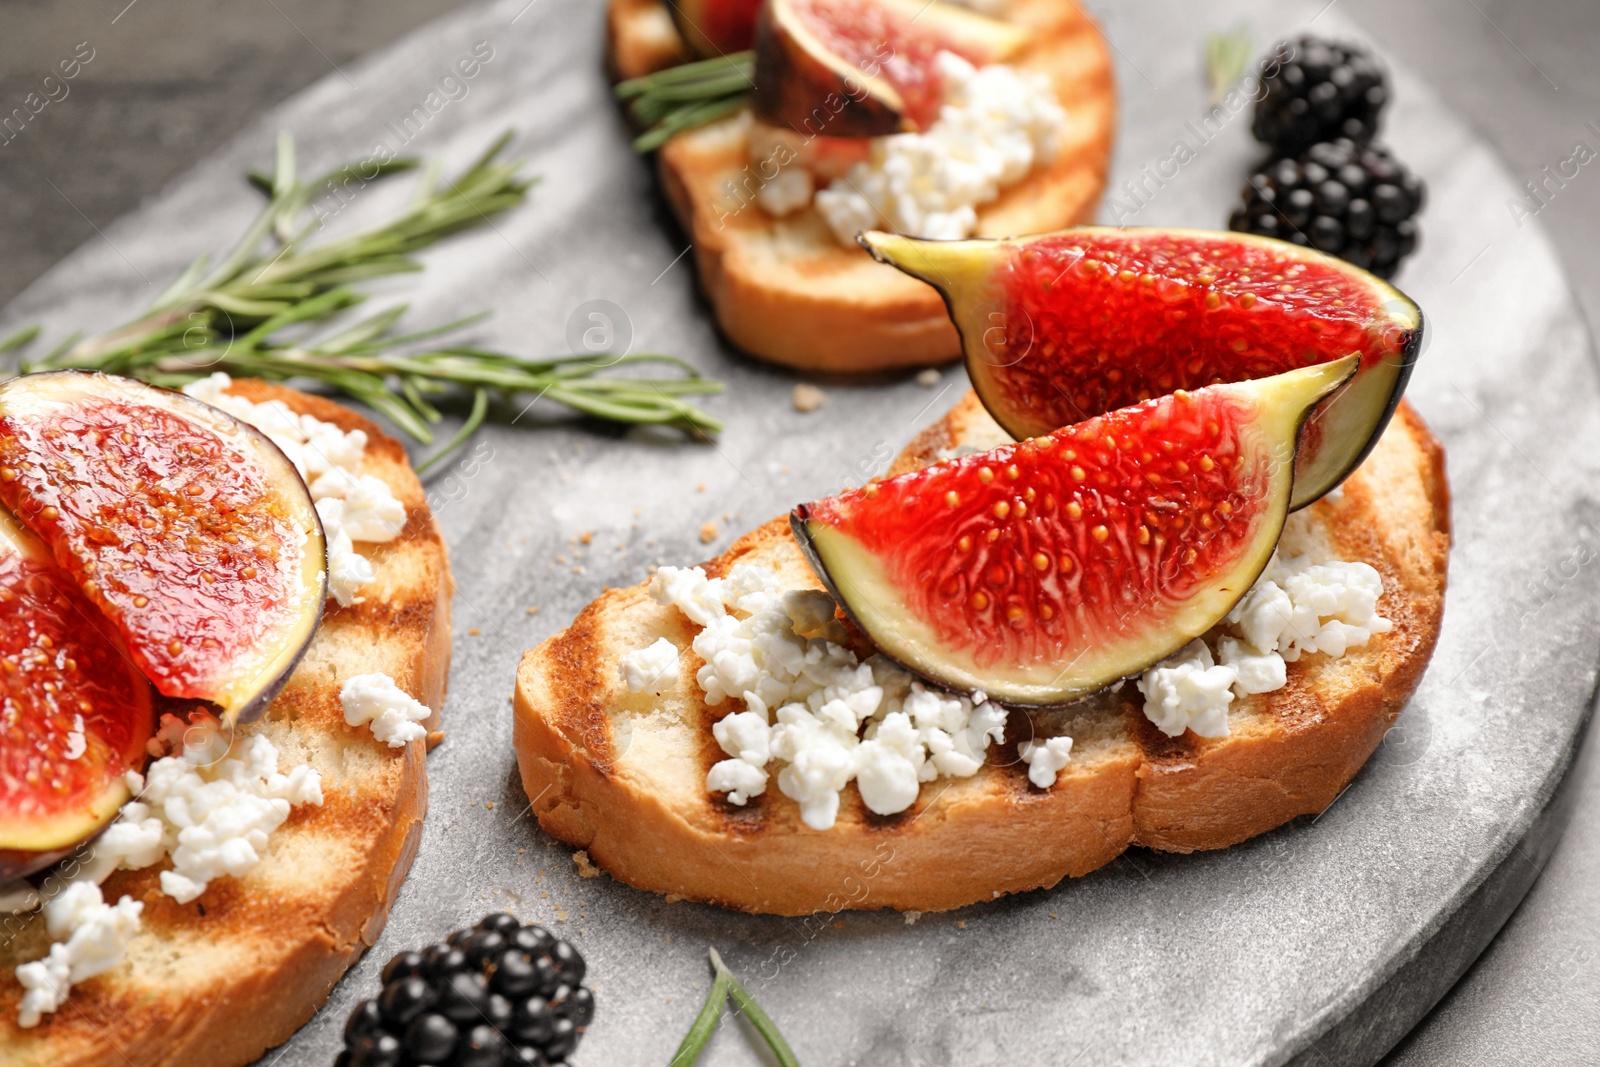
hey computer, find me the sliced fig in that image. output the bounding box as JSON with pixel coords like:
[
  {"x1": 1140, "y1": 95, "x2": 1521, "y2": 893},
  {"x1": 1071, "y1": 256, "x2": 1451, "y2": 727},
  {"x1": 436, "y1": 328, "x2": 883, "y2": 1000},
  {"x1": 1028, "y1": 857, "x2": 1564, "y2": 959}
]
[
  {"x1": 792, "y1": 356, "x2": 1358, "y2": 705},
  {"x1": 753, "y1": 0, "x2": 1028, "y2": 136},
  {"x1": 0, "y1": 371, "x2": 326, "y2": 725},
  {"x1": 861, "y1": 227, "x2": 1423, "y2": 510},
  {"x1": 668, "y1": 0, "x2": 764, "y2": 56},
  {"x1": 0, "y1": 508, "x2": 153, "y2": 878}
]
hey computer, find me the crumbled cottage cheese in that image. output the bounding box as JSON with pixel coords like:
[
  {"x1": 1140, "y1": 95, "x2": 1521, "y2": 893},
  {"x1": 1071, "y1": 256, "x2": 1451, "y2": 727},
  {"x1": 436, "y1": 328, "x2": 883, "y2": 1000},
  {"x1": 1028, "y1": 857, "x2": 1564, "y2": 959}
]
[
  {"x1": 631, "y1": 565, "x2": 1010, "y2": 829},
  {"x1": 620, "y1": 637, "x2": 681, "y2": 696},
  {"x1": 71, "y1": 712, "x2": 324, "y2": 904},
  {"x1": 340, "y1": 673, "x2": 431, "y2": 748},
  {"x1": 15, "y1": 882, "x2": 143, "y2": 1028},
  {"x1": 1136, "y1": 548, "x2": 1392, "y2": 739},
  {"x1": 761, "y1": 52, "x2": 1064, "y2": 244},
  {"x1": 1018, "y1": 736, "x2": 1074, "y2": 789},
  {"x1": 182, "y1": 372, "x2": 405, "y2": 606}
]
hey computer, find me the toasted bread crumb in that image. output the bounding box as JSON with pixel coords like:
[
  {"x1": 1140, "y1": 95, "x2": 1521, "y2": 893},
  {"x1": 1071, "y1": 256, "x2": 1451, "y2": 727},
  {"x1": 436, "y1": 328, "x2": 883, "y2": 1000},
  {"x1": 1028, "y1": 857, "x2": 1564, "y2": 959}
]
[
  {"x1": 665, "y1": 893, "x2": 682, "y2": 904},
  {"x1": 903, "y1": 910, "x2": 921, "y2": 925},
  {"x1": 700, "y1": 521, "x2": 718, "y2": 544},
  {"x1": 468, "y1": 628, "x2": 481, "y2": 636},
  {"x1": 915, "y1": 368, "x2": 942, "y2": 387},
  {"x1": 486, "y1": 801, "x2": 495, "y2": 810},
  {"x1": 526, "y1": 606, "x2": 541, "y2": 615},
  {"x1": 554, "y1": 906, "x2": 569, "y2": 922},
  {"x1": 580, "y1": 531, "x2": 593, "y2": 544},
  {"x1": 958, "y1": 921, "x2": 967, "y2": 929},
  {"x1": 792, "y1": 383, "x2": 827, "y2": 412},
  {"x1": 696, "y1": 483, "x2": 706, "y2": 493},
  {"x1": 425, "y1": 730, "x2": 445, "y2": 751},
  {"x1": 573, "y1": 850, "x2": 601, "y2": 879}
]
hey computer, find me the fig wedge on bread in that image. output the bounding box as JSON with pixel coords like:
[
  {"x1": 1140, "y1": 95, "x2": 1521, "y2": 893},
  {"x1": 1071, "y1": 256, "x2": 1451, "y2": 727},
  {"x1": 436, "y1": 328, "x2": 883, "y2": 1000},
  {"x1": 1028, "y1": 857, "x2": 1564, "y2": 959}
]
[
  {"x1": 0, "y1": 381, "x2": 453, "y2": 1066},
  {"x1": 608, "y1": 0, "x2": 1116, "y2": 371},
  {"x1": 512, "y1": 391, "x2": 1448, "y2": 916}
]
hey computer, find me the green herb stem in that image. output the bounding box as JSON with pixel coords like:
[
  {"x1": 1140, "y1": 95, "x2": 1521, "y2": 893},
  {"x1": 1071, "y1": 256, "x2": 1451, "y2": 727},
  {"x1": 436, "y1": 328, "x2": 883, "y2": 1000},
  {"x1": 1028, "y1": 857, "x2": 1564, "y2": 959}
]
[
  {"x1": 617, "y1": 52, "x2": 755, "y2": 153},
  {"x1": 669, "y1": 948, "x2": 802, "y2": 1067},
  {"x1": 713, "y1": 948, "x2": 802, "y2": 1067},
  {"x1": 669, "y1": 958, "x2": 733, "y2": 1067},
  {"x1": 4, "y1": 131, "x2": 724, "y2": 468}
]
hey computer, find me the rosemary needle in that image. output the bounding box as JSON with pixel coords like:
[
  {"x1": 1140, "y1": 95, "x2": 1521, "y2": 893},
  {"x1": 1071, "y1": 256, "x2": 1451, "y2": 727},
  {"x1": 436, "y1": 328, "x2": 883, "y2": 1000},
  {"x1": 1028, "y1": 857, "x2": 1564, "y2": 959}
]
[
  {"x1": 617, "y1": 53, "x2": 755, "y2": 153},
  {"x1": 671, "y1": 948, "x2": 802, "y2": 1066},
  {"x1": 6, "y1": 130, "x2": 723, "y2": 471}
]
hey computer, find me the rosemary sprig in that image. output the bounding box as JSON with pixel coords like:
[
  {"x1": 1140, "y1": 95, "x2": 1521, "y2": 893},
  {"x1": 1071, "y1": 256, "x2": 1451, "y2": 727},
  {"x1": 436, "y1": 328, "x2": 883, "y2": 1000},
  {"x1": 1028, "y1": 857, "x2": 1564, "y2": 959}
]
[
  {"x1": 6, "y1": 131, "x2": 723, "y2": 472},
  {"x1": 671, "y1": 947, "x2": 801, "y2": 1066},
  {"x1": 616, "y1": 53, "x2": 755, "y2": 152},
  {"x1": 1204, "y1": 23, "x2": 1256, "y2": 107}
]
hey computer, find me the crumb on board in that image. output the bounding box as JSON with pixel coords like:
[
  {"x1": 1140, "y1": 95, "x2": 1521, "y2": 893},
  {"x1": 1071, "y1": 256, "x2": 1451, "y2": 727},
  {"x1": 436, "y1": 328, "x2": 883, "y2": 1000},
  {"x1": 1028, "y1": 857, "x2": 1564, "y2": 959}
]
[
  {"x1": 915, "y1": 367, "x2": 941, "y2": 387},
  {"x1": 468, "y1": 628, "x2": 481, "y2": 636},
  {"x1": 903, "y1": 910, "x2": 921, "y2": 925},
  {"x1": 700, "y1": 521, "x2": 719, "y2": 544},
  {"x1": 573, "y1": 850, "x2": 601, "y2": 879},
  {"x1": 792, "y1": 383, "x2": 827, "y2": 412},
  {"x1": 579, "y1": 531, "x2": 593, "y2": 544},
  {"x1": 486, "y1": 801, "x2": 495, "y2": 810},
  {"x1": 526, "y1": 606, "x2": 541, "y2": 615}
]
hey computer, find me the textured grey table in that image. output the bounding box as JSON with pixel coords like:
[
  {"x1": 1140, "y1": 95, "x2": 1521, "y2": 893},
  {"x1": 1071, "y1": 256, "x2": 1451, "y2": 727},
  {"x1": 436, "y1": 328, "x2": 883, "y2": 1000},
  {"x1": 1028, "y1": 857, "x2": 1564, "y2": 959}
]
[{"x1": 2, "y1": 0, "x2": 1598, "y2": 1064}]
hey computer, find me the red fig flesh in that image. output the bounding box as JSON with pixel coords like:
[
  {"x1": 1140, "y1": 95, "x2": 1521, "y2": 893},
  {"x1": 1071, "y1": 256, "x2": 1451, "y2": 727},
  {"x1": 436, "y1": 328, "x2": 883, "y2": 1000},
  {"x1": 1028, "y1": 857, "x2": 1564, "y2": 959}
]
[
  {"x1": 753, "y1": 0, "x2": 1028, "y2": 137},
  {"x1": 793, "y1": 357, "x2": 1357, "y2": 705},
  {"x1": 861, "y1": 227, "x2": 1423, "y2": 510},
  {"x1": 0, "y1": 371, "x2": 326, "y2": 725},
  {"x1": 0, "y1": 509, "x2": 153, "y2": 876}
]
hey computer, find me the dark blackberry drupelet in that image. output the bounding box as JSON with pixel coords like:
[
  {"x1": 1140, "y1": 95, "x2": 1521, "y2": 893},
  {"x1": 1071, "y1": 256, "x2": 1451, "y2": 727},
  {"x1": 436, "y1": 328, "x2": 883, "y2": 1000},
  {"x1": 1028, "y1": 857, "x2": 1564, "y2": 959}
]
[
  {"x1": 335, "y1": 914, "x2": 592, "y2": 1067},
  {"x1": 1252, "y1": 37, "x2": 1389, "y2": 158},
  {"x1": 1229, "y1": 139, "x2": 1425, "y2": 278}
]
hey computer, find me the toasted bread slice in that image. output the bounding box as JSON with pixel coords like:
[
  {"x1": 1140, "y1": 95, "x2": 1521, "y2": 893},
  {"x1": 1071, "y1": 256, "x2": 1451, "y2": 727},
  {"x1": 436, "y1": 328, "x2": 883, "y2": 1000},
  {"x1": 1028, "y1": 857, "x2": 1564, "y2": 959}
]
[
  {"x1": 0, "y1": 381, "x2": 453, "y2": 1066},
  {"x1": 609, "y1": 0, "x2": 1116, "y2": 372},
  {"x1": 513, "y1": 394, "x2": 1449, "y2": 915}
]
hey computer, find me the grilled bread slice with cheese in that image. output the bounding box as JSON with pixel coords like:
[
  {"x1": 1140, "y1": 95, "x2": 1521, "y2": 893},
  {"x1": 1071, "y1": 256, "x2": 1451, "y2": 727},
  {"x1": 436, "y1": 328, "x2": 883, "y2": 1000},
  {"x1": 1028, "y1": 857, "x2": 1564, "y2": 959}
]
[
  {"x1": 607, "y1": 0, "x2": 1117, "y2": 372},
  {"x1": 0, "y1": 381, "x2": 453, "y2": 1067},
  {"x1": 512, "y1": 393, "x2": 1449, "y2": 916}
]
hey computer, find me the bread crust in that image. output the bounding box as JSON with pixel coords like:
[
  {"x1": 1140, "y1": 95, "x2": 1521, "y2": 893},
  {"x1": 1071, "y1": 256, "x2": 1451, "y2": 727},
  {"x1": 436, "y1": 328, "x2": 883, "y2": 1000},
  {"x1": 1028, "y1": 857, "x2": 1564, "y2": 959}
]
[
  {"x1": 0, "y1": 382, "x2": 453, "y2": 1066},
  {"x1": 513, "y1": 394, "x2": 1449, "y2": 915},
  {"x1": 610, "y1": 0, "x2": 1117, "y2": 372}
]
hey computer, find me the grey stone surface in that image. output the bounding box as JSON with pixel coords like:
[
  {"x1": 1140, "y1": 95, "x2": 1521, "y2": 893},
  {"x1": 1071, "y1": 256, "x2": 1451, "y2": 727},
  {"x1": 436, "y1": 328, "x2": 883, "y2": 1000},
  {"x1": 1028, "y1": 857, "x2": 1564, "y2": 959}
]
[{"x1": 1, "y1": 0, "x2": 1598, "y2": 1064}]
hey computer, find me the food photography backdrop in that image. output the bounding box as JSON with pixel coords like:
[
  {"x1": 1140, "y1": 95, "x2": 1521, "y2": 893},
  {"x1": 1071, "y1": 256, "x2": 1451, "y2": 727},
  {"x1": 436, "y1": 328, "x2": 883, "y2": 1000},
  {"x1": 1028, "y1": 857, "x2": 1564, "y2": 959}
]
[{"x1": 2, "y1": 0, "x2": 1598, "y2": 1064}]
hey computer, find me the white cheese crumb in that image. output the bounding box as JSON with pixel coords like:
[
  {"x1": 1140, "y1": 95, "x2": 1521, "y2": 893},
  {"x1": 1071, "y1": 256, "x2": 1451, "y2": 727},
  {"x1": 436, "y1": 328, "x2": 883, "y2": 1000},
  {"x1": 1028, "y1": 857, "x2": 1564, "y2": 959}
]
[
  {"x1": 755, "y1": 164, "x2": 814, "y2": 216},
  {"x1": 317, "y1": 498, "x2": 378, "y2": 607},
  {"x1": 647, "y1": 564, "x2": 1015, "y2": 829},
  {"x1": 813, "y1": 53, "x2": 1064, "y2": 244},
  {"x1": 15, "y1": 882, "x2": 143, "y2": 1027},
  {"x1": 1019, "y1": 736, "x2": 1074, "y2": 789},
  {"x1": 620, "y1": 637, "x2": 680, "y2": 696},
  {"x1": 183, "y1": 372, "x2": 404, "y2": 607},
  {"x1": 1137, "y1": 639, "x2": 1236, "y2": 739},
  {"x1": 341, "y1": 672, "x2": 431, "y2": 748},
  {"x1": 1136, "y1": 549, "x2": 1393, "y2": 739},
  {"x1": 74, "y1": 713, "x2": 323, "y2": 903}
]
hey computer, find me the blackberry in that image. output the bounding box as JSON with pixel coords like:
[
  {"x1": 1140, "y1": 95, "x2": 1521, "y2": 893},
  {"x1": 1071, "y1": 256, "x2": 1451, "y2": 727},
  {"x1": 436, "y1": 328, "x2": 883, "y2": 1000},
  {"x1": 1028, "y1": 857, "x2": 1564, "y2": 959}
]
[
  {"x1": 1253, "y1": 37, "x2": 1388, "y2": 158},
  {"x1": 337, "y1": 914, "x2": 593, "y2": 1067},
  {"x1": 1229, "y1": 139, "x2": 1425, "y2": 279}
]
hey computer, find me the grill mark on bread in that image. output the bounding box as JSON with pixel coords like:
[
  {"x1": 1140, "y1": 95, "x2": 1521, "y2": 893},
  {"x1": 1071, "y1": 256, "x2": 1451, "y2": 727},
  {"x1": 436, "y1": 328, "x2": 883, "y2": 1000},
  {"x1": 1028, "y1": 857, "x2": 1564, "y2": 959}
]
[{"x1": 543, "y1": 596, "x2": 617, "y2": 773}]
